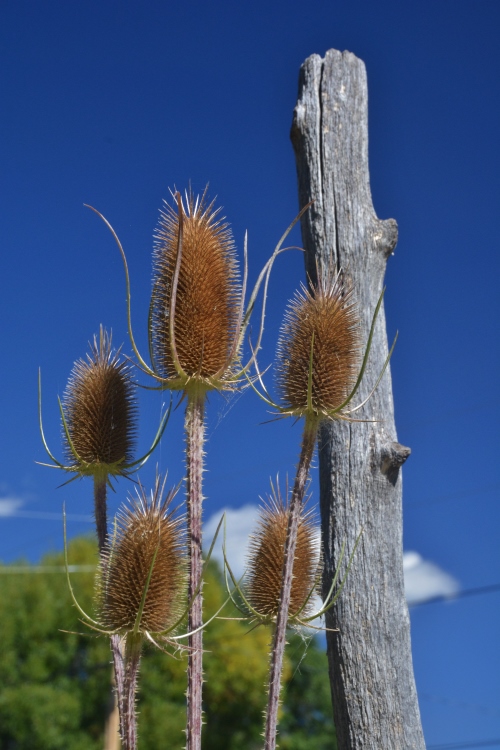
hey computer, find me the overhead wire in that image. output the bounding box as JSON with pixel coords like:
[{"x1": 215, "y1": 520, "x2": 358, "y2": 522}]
[
  {"x1": 427, "y1": 739, "x2": 500, "y2": 749},
  {"x1": 410, "y1": 583, "x2": 500, "y2": 608}
]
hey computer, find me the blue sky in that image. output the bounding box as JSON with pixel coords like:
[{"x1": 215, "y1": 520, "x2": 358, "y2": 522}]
[{"x1": 1, "y1": 1, "x2": 499, "y2": 747}]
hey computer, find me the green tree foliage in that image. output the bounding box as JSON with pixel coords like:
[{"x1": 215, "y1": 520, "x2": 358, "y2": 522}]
[
  {"x1": 0, "y1": 537, "x2": 109, "y2": 750},
  {"x1": 0, "y1": 536, "x2": 336, "y2": 749},
  {"x1": 279, "y1": 635, "x2": 337, "y2": 750}
]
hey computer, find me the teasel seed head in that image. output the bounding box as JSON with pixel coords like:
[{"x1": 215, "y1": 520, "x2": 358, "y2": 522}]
[
  {"x1": 245, "y1": 486, "x2": 320, "y2": 621},
  {"x1": 275, "y1": 272, "x2": 360, "y2": 422},
  {"x1": 151, "y1": 187, "x2": 241, "y2": 391},
  {"x1": 61, "y1": 328, "x2": 137, "y2": 478},
  {"x1": 98, "y1": 478, "x2": 187, "y2": 635}
]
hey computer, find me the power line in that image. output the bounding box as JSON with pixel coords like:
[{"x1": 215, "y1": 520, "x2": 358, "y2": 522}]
[
  {"x1": 427, "y1": 740, "x2": 500, "y2": 749},
  {"x1": 398, "y1": 398, "x2": 500, "y2": 431},
  {"x1": 420, "y1": 692, "x2": 500, "y2": 718},
  {"x1": 410, "y1": 583, "x2": 500, "y2": 608},
  {"x1": 1, "y1": 510, "x2": 93, "y2": 521},
  {"x1": 0, "y1": 565, "x2": 95, "y2": 574},
  {"x1": 405, "y1": 482, "x2": 499, "y2": 509}
]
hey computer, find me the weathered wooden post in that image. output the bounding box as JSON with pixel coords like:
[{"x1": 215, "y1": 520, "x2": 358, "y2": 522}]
[{"x1": 291, "y1": 49, "x2": 426, "y2": 749}]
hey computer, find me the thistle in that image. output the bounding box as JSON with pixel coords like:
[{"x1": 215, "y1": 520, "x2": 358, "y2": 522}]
[
  {"x1": 85, "y1": 189, "x2": 310, "y2": 750},
  {"x1": 152, "y1": 189, "x2": 243, "y2": 750},
  {"x1": 65, "y1": 477, "x2": 187, "y2": 750},
  {"x1": 245, "y1": 485, "x2": 319, "y2": 623},
  {"x1": 85, "y1": 189, "x2": 310, "y2": 396},
  {"x1": 248, "y1": 270, "x2": 396, "y2": 750},
  {"x1": 98, "y1": 480, "x2": 187, "y2": 636},
  {"x1": 39, "y1": 327, "x2": 169, "y2": 551},
  {"x1": 65, "y1": 476, "x2": 226, "y2": 750},
  {"x1": 150, "y1": 189, "x2": 241, "y2": 390},
  {"x1": 62, "y1": 328, "x2": 137, "y2": 480},
  {"x1": 275, "y1": 272, "x2": 360, "y2": 421},
  {"x1": 223, "y1": 481, "x2": 360, "y2": 632},
  {"x1": 39, "y1": 328, "x2": 170, "y2": 745}
]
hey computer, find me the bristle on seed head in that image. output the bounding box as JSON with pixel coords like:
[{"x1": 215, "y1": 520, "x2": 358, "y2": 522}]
[
  {"x1": 98, "y1": 478, "x2": 187, "y2": 634},
  {"x1": 62, "y1": 328, "x2": 137, "y2": 475},
  {"x1": 275, "y1": 273, "x2": 360, "y2": 420},
  {"x1": 245, "y1": 486, "x2": 319, "y2": 620},
  {"x1": 151, "y1": 187, "x2": 241, "y2": 386}
]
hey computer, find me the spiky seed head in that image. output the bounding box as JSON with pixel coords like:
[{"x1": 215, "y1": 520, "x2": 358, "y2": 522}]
[
  {"x1": 62, "y1": 329, "x2": 137, "y2": 474},
  {"x1": 275, "y1": 273, "x2": 360, "y2": 420},
  {"x1": 152, "y1": 188, "x2": 240, "y2": 385},
  {"x1": 98, "y1": 480, "x2": 187, "y2": 634},
  {"x1": 245, "y1": 489, "x2": 319, "y2": 620}
]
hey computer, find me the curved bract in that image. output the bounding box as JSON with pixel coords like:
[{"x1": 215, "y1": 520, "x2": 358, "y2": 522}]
[
  {"x1": 245, "y1": 483, "x2": 319, "y2": 622},
  {"x1": 222, "y1": 480, "x2": 362, "y2": 631},
  {"x1": 151, "y1": 188, "x2": 241, "y2": 386},
  {"x1": 63, "y1": 328, "x2": 137, "y2": 471},
  {"x1": 85, "y1": 193, "x2": 312, "y2": 398},
  {"x1": 249, "y1": 271, "x2": 397, "y2": 426},
  {"x1": 276, "y1": 273, "x2": 360, "y2": 418},
  {"x1": 98, "y1": 478, "x2": 187, "y2": 635},
  {"x1": 83, "y1": 195, "x2": 312, "y2": 750},
  {"x1": 38, "y1": 328, "x2": 170, "y2": 484},
  {"x1": 63, "y1": 476, "x2": 228, "y2": 643}
]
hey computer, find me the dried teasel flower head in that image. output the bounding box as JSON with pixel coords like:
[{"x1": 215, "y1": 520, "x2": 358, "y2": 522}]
[
  {"x1": 275, "y1": 271, "x2": 360, "y2": 423},
  {"x1": 38, "y1": 328, "x2": 169, "y2": 483},
  {"x1": 98, "y1": 477, "x2": 187, "y2": 635},
  {"x1": 249, "y1": 269, "x2": 396, "y2": 429},
  {"x1": 151, "y1": 187, "x2": 241, "y2": 393},
  {"x1": 61, "y1": 328, "x2": 138, "y2": 479},
  {"x1": 245, "y1": 483, "x2": 320, "y2": 622},
  {"x1": 84, "y1": 194, "x2": 313, "y2": 402}
]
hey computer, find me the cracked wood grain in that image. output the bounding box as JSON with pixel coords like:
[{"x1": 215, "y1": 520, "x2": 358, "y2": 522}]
[{"x1": 291, "y1": 49, "x2": 425, "y2": 750}]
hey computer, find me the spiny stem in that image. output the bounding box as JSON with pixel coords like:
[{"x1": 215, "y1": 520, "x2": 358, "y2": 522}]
[
  {"x1": 93, "y1": 476, "x2": 108, "y2": 554},
  {"x1": 264, "y1": 420, "x2": 318, "y2": 750},
  {"x1": 120, "y1": 633, "x2": 143, "y2": 750},
  {"x1": 111, "y1": 634, "x2": 126, "y2": 745},
  {"x1": 93, "y1": 476, "x2": 127, "y2": 748},
  {"x1": 185, "y1": 391, "x2": 206, "y2": 750}
]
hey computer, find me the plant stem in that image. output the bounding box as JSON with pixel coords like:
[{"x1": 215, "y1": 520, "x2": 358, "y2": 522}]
[
  {"x1": 185, "y1": 391, "x2": 206, "y2": 750},
  {"x1": 264, "y1": 420, "x2": 318, "y2": 750},
  {"x1": 120, "y1": 633, "x2": 143, "y2": 750},
  {"x1": 111, "y1": 635, "x2": 126, "y2": 745},
  {"x1": 93, "y1": 475, "x2": 109, "y2": 554},
  {"x1": 93, "y1": 476, "x2": 127, "y2": 747}
]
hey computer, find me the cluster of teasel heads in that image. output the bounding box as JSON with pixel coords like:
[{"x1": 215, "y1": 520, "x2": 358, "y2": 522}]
[{"x1": 39, "y1": 186, "x2": 392, "y2": 750}]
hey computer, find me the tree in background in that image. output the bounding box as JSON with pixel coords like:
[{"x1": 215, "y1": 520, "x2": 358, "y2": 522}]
[
  {"x1": 0, "y1": 537, "x2": 108, "y2": 750},
  {"x1": 0, "y1": 537, "x2": 336, "y2": 750}
]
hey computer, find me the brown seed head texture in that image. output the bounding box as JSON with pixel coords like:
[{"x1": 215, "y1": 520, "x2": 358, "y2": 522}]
[
  {"x1": 99, "y1": 482, "x2": 187, "y2": 634},
  {"x1": 63, "y1": 330, "x2": 137, "y2": 470},
  {"x1": 246, "y1": 492, "x2": 319, "y2": 619},
  {"x1": 152, "y1": 189, "x2": 240, "y2": 383},
  {"x1": 276, "y1": 274, "x2": 360, "y2": 418}
]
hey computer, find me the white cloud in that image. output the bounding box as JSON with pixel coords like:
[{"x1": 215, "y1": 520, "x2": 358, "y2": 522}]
[
  {"x1": 403, "y1": 551, "x2": 459, "y2": 605},
  {"x1": 204, "y1": 505, "x2": 460, "y2": 607},
  {"x1": 0, "y1": 497, "x2": 25, "y2": 517},
  {"x1": 204, "y1": 504, "x2": 259, "y2": 579}
]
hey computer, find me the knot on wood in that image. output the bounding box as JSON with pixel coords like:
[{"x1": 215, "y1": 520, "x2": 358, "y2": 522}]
[
  {"x1": 373, "y1": 218, "x2": 398, "y2": 259},
  {"x1": 380, "y1": 441, "x2": 411, "y2": 485}
]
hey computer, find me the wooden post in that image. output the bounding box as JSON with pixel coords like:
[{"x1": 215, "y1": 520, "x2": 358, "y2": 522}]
[{"x1": 291, "y1": 49, "x2": 425, "y2": 749}]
